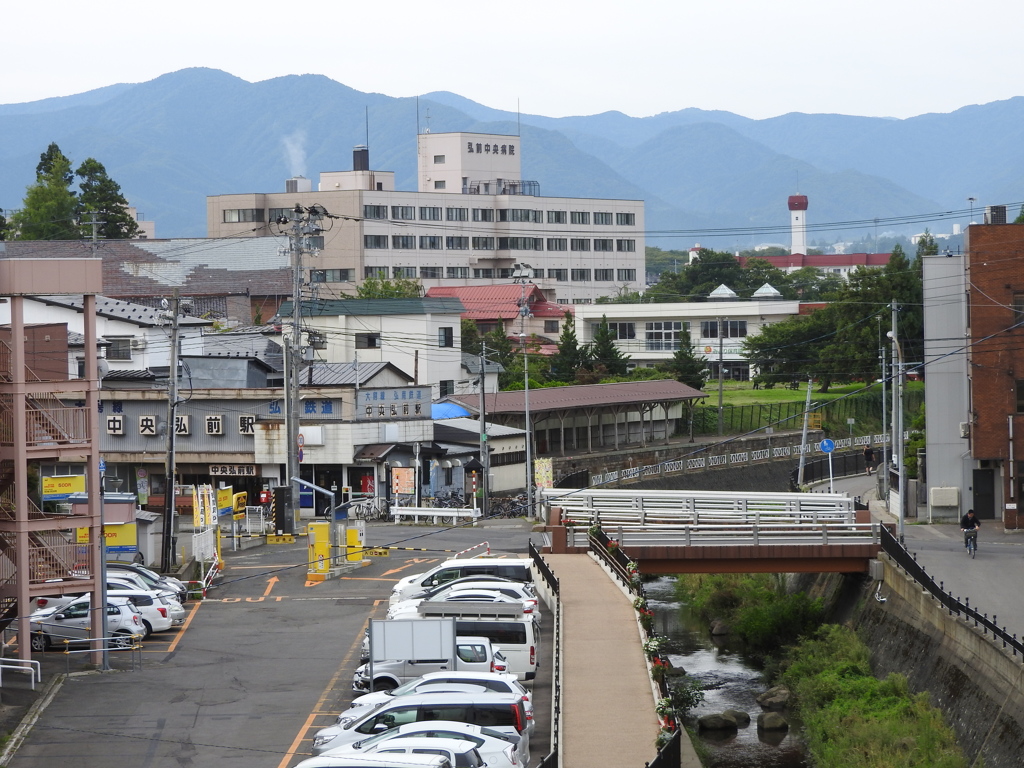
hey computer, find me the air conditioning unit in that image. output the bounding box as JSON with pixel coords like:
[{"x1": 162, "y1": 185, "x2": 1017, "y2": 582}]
[
  {"x1": 959, "y1": 422, "x2": 971, "y2": 439},
  {"x1": 130, "y1": 338, "x2": 147, "y2": 349}
]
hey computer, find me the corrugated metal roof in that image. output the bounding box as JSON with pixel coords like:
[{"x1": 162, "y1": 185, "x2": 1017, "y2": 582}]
[
  {"x1": 34, "y1": 295, "x2": 211, "y2": 327},
  {"x1": 303, "y1": 361, "x2": 409, "y2": 386},
  {"x1": 446, "y1": 379, "x2": 706, "y2": 415},
  {"x1": 278, "y1": 297, "x2": 465, "y2": 318},
  {"x1": 426, "y1": 285, "x2": 566, "y2": 320}
]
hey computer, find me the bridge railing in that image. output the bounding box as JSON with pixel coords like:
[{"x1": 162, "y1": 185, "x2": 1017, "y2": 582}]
[
  {"x1": 570, "y1": 522, "x2": 881, "y2": 548},
  {"x1": 880, "y1": 527, "x2": 1024, "y2": 660}
]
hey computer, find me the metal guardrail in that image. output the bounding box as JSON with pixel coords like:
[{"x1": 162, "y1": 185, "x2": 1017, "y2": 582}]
[
  {"x1": 391, "y1": 507, "x2": 482, "y2": 525},
  {"x1": 880, "y1": 527, "x2": 1024, "y2": 660},
  {"x1": 529, "y1": 540, "x2": 560, "y2": 768},
  {"x1": 571, "y1": 522, "x2": 880, "y2": 548},
  {"x1": 0, "y1": 658, "x2": 41, "y2": 689}
]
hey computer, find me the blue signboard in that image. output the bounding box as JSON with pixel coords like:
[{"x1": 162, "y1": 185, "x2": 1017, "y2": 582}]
[{"x1": 819, "y1": 439, "x2": 836, "y2": 454}]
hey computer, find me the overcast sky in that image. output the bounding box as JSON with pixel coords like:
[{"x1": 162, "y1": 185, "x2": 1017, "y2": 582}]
[{"x1": 4, "y1": 1, "x2": 1021, "y2": 120}]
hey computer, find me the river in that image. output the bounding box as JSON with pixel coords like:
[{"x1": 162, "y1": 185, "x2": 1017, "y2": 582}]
[{"x1": 644, "y1": 576, "x2": 808, "y2": 768}]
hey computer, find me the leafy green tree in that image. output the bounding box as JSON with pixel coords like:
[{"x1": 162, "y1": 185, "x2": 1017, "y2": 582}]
[
  {"x1": 645, "y1": 248, "x2": 744, "y2": 302},
  {"x1": 482, "y1": 328, "x2": 518, "y2": 389},
  {"x1": 10, "y1": 152, "x2": 79, "y2": 240},
  {"x1": 1014, "y1": 205, "x2": 1024, "y2": 224},
  {"x1": 548, "y1": 312, "x2": 588, "y2": 382},
  {"x1": 460, "y1": 318, "x2": 482, "y2": 356},
  {"x1": 787, "y1": 266, "x2": 844, "y2": 301},
  {"x1": 742, "y1": 309, "x2": 836, "y2": 389},
  {"x1": 76, "y1": 158, "x2": 140, "y2": 239},
  {"x1": 659, "y1": 333, "x2": 709, "y2": 391},
  {"x1": 355, "y1": 276, "x2": 423, "y2": 299},
  {"x1": 36, "y1": 142, "x2": 73, "y2": 187},
  {"x1": 0, "y1": 209, "x2": 8, "y2": 241},
  {"x1": 587, "y1": 315, "x2": 629, "y2": 376},
  {"x1": 737, "y1": 258, "x2": 795, "y2": 299}
]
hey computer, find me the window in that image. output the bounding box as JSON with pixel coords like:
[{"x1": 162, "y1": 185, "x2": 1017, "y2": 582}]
[
  {"x1": 447, "y1": 266, "x2": 470, "y2": 278},
  {"x1": 473, "y1": 268, "x2": 495, "y2": 278},
  {"x1": 446, "y1": 207, "x2": 468, "y2": 221},
  {"x1": 571, "y1": 239, "x2": 591, "y2": 251},
  {"x1": 646, "y1": 321, "x2": 687, "y2": 350},
  {"x1": 557, "y1": 299, "x2": 570, "y2": 304},
  {"x1": 595, "y1": 269, "x2": 614, "y2": 281},
  {"x1": 594, "y1": 212, "x2": 613, "y2": 225},
  {"x1": 617, "y1": 269, "x2": 636, "y2": 281},
  {"x1": 570, "y1": 211, "x2": 591, "y2": 225},
  {"x1": 364, "y1": 266, "x2": 388, "y2": 279},
  {"x1": 497, "y1": 268, "x2": 514, "y2": 279},
  {"x1": 1014, "y1": 293, "x2": 1024, "y2": 325},
  {"x1": 549, "y1": 269, "x2": 568, "y2": 281},
  {"x1": 1018, "y1": 380, "x2": 1024, "y2": 413},
  {"x1": 355, "y1": 333, "x2": 381, "y2": 349},
  {"x1": 544, "y1": 320, "x2": 560, "y2": 333},
  {"x1": 616, "y1": 212, "x2": 636, "y2": 226},
  {"x1": 420, "y1": 266, "x2": 442, "y2": 279},
  {"x1": 701, "y1": 320, "x2": 748, "y2": 338},
  {"x1": 433, "y1": 180, "x2": 446, "y2": 190},
  {"x1": 574, "y1": 298, "x2": 593, "y2": 304},
  {"x1": 433, "y1": 154, "x2": 446, "y2": 164},
  {"x1": 419, "y1": 206, "x2": 442, "y2": 221},
  {"x1": 223, "y1": 208, "x2": 264, "y2": 223},
  {"x1": 616, "y1": 239, "x2": 636, "y2": 252},
  {"x1": 364, "y1": 235, "x2": 388, "y2": 249},
  {"x1": 592, "y1": 322, "x2": 635, "y2": 339},
  {"x1": 363, "y1": 204, "x2": 388, "y2": 219},
  {"x1": 533, "y1": 268, "x2": 545, "y2": 279},
  {"x1": 571, "y1": 269, "x2": 592, "y2": 281},
  {"x1": 268, "y1": 207, "x2": 291, "y2": 222},
  {"x1": 106, "y1": 338, "x2": 132, "y2": 361},
  {"x1": 419, "y1": 236, "x2": 442, "y2": 250},
  {"x1": 472, "y1": 237, "x2": 495, "y2": 250},
  {"x1": 546, "y1": 238, "x2": 567, "y2": 251},
  {"x1": 391, "y1": 205, "x2": 415, "y2": 220},
  {"x1": 310, "y1": 269, "x2": 353, "y2": 283},
  {"x1": 477, "y1": 322, "x2": 500, "y2": 334},
  {"x1": 593, "y1": 239, "x2": 613, "y2": 252},
  {"x1": 393, "y1": 266, "x2": 416, "y2": 279},
  {"x1": 439, "y1": 380, "x2": 455, "y2": 397},
  {"x1": 446, "y1": 236, "x2": 469, "y2": 250},
  {"x1": 547, "y1": 210, "x2": 567, "y2": 224},
  {"x1": 472, "y1": 208, "x2": 495, "y2": 222},
  {"x1": 392, "y1": 235, "x2": 416, "y2": 249},
  {"x1": 438, "y1": 327, "x2": 454, "y2": 347},
  {"x1": 498, "y1": 237, "x2": 542, "y2": 250}
]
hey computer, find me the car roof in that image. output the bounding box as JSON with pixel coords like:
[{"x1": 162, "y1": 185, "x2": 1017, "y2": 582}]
[
  {"x1": 299, "y1": 753, "x2": 450, "y2": 768},
  {"x1": 420, "y1": 671, "x2": 517, "y2": 683}
]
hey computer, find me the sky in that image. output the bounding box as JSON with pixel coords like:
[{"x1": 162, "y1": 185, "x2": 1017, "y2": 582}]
[{"x1": 3, "y1": 0, "x2": 1022, "y2": 120}]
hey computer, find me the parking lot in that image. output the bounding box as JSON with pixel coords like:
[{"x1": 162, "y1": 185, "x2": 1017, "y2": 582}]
[{"x1": 5, "y1": 520, "x2": 548, "y2": 768}]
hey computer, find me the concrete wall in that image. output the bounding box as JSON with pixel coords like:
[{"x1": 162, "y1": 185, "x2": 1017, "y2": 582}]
[{"x1": 857, "y1": 557, "x2": 1024, "y2": 768}]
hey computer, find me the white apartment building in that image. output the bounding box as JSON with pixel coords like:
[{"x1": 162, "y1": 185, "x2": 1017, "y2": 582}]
[
  {"x1": 573, "y1": 296, "x2": 807, "y2": 380},
  {"x1": 206, "y1": 132, "x2": 645, "y2": 304}
]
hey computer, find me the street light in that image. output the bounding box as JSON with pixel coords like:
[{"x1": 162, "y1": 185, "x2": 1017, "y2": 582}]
[{"x1": 512, "y1": 263, "x2": 534, "y2": 517}]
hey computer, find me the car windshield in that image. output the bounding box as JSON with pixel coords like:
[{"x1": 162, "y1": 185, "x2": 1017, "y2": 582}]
[{"x1": 357, "y1": 729, "x2": 485, "y2": 750}]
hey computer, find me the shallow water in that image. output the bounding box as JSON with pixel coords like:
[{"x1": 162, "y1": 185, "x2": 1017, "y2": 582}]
[{"x1": 644, "y1": 577, "x2": 807, "y2": 768}]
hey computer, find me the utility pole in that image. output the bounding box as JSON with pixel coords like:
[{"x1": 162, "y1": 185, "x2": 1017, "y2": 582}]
[
  {"x1": 514, "y1": 265, "x2": 534, "y2": 518},
  {"x1": 478, "y1": 342, "x2": 489, "y2": 517},
  {"x1": 889, "y1": 302, "x2": 905, "y2": 543},
  {"x1": 161, "y1": 289, "x2": 181, "y2": 572},
  {"x1": 797, "y1": 377, "x2": 813, "y2": 487},
  {"x1": 879, "y1": 324, "x2": 889, "y2": 501},
  {"x1": 717, "y1": 316, "x2": 726, "y2": 436}
]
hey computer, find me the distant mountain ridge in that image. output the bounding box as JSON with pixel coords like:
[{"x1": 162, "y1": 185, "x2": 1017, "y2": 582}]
[{"x1": 1, "y1": 68, "x2": 1020, "y2": 244}]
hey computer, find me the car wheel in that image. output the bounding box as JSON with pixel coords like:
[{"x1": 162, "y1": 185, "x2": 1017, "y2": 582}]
[
  {"x1": 372, "y1": 680, "x2": 396, "y2": 693},
  {"x1": 109, "y1": 631, "x2": 134, "y2": 649},
  {"x1": 29, "y1": 632, "x2": 50, "y2": 653},
  {"x1": 141, "y1": 620, "x2": 153, "y2": 639}
]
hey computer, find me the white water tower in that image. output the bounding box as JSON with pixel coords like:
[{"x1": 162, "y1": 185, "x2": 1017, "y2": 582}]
[{"x1": 789, "y1": 195, "x2": 808, "y2": 255}]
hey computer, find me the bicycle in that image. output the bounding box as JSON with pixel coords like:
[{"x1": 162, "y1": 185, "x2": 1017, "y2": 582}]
[{"x1": 963, "y1": 528, "x2": 978, "y2": 558}]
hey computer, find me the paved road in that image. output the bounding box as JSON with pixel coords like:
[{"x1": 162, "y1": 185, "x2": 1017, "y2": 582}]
[{"x1": 6, "y1": 521, "x2": 542, "y2": 768}]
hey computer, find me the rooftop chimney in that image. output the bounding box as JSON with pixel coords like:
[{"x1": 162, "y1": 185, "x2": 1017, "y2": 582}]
[
  {"x1": 286, "y1": 176, "x2": 312, "y2": 193},
  {"x1": 353, "y1": 145, "x2": 369, "y2": 172}
]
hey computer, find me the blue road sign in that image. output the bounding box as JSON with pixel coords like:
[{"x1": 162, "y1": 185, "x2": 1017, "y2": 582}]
[
  {"x1": 819, "y1": 439, "x2": 836, "y2": 453},
  {"x1": 99, "y1": 458, "x2": 106, "y2": 473}
]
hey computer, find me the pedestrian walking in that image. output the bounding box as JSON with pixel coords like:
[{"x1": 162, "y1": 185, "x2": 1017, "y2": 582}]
[{"x1": 863, "y1": 444, "x2": 876, "y2": 475}]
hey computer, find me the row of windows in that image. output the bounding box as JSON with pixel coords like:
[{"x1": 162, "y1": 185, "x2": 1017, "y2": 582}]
[
  {"x1": 353, "y1": 328, "x2": 453, "y2": 349},
  {"x1": 595, "y1": 320, "x2": 748, "y2": 340},
  {"x1": 364, "y1": 235, "x2": 635, "y2": 252},
  {"x1": 361, "y1": 205, "x2": 636, "y2": 226},
  {"x1": 365, "y1": 267, "x2": 637, "y2": 281}
]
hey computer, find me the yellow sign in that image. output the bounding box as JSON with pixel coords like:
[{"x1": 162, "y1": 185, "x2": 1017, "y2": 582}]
[
  {"x1": 76, "y1": 523, "x2": 138, "y2": 553},
  {"x1": 43, "y1": 475, "x2": 86, "y2": 500},
  {"x1": 365, "y1": 548, "x2": 390, "y2": 557},
  {"x1": 217, "y1": 486, "x2": 234, "y2": 516}
]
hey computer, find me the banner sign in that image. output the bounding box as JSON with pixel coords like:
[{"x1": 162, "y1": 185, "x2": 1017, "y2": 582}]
[{"x1": 43, "y1": 475, "x2": 86, "y2": 500}]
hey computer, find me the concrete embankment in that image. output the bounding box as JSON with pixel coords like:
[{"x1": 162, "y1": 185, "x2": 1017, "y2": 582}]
[{"x1": 855, "y1": 557, "x2": 1024, "y2": 768}]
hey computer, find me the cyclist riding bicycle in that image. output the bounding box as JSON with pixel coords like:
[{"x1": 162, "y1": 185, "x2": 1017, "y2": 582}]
[{"x1": 960, "y1": 508, "x2": 981, "y2": 551}]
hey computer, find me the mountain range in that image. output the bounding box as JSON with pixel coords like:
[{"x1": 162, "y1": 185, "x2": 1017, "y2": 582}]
[{"x1": 1, "y1": 67, "x2": 1022, "y2": 248}]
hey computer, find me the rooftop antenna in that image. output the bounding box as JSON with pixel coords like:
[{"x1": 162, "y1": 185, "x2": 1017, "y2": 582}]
[
  {"x1": 424, "y1": 107, "x2": 431, "y2": 133},
  {"x1": 416, "y1": 96, "x2": 420, "y2": 135},
  {"x1": 365, "y1": 106, "x2": 369, "y2": 147}
]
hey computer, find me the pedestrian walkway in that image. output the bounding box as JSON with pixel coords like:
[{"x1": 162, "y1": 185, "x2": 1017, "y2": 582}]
[{"x1": 543, "y1": 554, "x2": 701, "y2": 768}]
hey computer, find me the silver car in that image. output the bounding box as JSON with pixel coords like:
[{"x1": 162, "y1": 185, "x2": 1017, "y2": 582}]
[{"x1": 29, "y1": 595, "x2": 144, "y2": 652}]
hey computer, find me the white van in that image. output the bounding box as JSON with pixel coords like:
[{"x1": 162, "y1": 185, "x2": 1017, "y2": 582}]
[
  {"x1": 390, "y1": 559, "x2": 533, "y2": 605},
  {"x1": 405, "y1": 602, "x2": 540, "y2": 682}
]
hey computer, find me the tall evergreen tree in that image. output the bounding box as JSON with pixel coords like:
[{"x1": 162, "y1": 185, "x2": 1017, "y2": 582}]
[
  {"x1": 660, "y1": 332, "x2": 709, "y2": 391},
  {"x1": 0, "y1": 209, "x2": 8, "y2": 241},
  {"x1": 460, "y1": 318, "x2": 482, "y2": 356},
  {"x1": 549, "y1": 311, "x2": 587, "y2": 381},
  {"x1": 588, "y1": 315, "x2": 629, "y2": 376},
  {"x1": 10, "y1": 153, "x2": 79, "y2": 240},
  {"x1": 76, "y1": 158, "x2": 140, "y2": 239},
  {"x1": 36, "y1": 142, "x2": 74, "y2": 187}
]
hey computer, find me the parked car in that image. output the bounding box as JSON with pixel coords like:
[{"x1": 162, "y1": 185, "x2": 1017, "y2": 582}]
[
  {"x1": 108, "y1": 562, "x2": 188, "y2": 602},
  {"x1": 389, "y1": 559, "x2": 533, "y2": 605},
  {"x1": 353, "y1": 637, "x2": 507, "y2": 693},
  {"x1": 311, "y1": 692, "x2": 531, "y2": 760},
  {"x1": 344, "y1": 671, "x2": 534, "y2": 735},
  {"x1": 404, "y1": 577, "x2": 533, "y2": 603},
  {"x1": 295, "y1": 753, "x2": 451, "y2": 768},
  {"x1": 338, "y1": 736, "x2": 486, "y2": 768},
  {"x1": 30, "y1": 577, "x2": 185, "y2": 630},
  {"x1": 29, "y1": 595, "x2": 144, "y2": 652},
  {"x1": 388, "y1": 590, "x2": 539, "y2": 625},
  {"x1": 317, "y1": 721, "x2": 523, "y2": 768}
]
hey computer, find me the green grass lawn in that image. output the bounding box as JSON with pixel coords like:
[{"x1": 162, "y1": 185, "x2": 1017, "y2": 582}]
[{"x1": 716, "y1": 380, "x2": 920, "y2": 406}]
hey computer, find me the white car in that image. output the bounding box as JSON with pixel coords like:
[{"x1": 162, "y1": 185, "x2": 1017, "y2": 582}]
[
  {"x1": 29, "y1": 595, "x2": 144, "y2": 652},
  {"x1": 390, "y1": 585, "x2": 541, "y2": 625},
  {"x1": 30, "y1": 579, "x2": 185, "y2": 636},
  {"x1": 343, "y1": 670, "x2": 534, "y2": 730},
  {"x1": 334, "y1": 736, "x2": 486, "y2": 768},
  {"x1": 314, "y1": 721, "x2": 523, "y2": 768},
  {"x1": 295, "y1": 754, "x2": 451, "y2": 768},
  {"x1": 387, "y1": 591, "x2": 524, "y2": 621}
]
